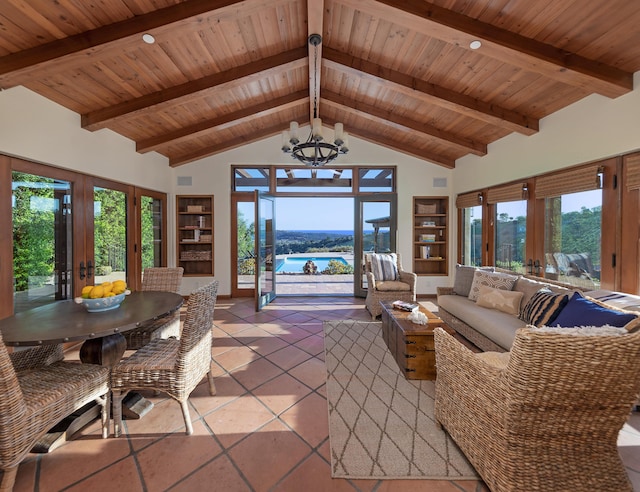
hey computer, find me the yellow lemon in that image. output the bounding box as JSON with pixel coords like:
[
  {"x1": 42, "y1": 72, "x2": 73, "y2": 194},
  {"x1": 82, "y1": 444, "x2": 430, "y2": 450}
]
[
  {"x1": 81, "y1": 285, "x2": 93, "y2": 299},
  {"x1": 101, "y1": 282, "x2": 113, "y2": 294},
  {"x1": 112, "y1": 280, "x2": 127, "y2": 294},
  {"x1": 89, "y1": 285, "x2": 105, "y2": 299},
  {"x1": 105, "y1": 292, "x2": 116, "y2": 297}
]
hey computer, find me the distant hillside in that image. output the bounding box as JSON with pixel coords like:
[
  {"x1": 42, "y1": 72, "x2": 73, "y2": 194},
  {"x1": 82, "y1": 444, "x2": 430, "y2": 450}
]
[
  {"x1": 276, "y1": 230, "x2": 354, "y2": 254},
  {"x1": 275, "y1": 229, "x2": 388, "y2": 254}
]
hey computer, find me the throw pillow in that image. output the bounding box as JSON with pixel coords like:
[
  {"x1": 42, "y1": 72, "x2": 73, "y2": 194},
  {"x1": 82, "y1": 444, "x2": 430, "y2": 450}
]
[
  {"x1": 551, "y1": 291, "x2": 638, "y2": 328},
  {"x1": 476, "y1": 285, "x2": 524, "y2": 315},
  {"x1": 519, "y1": 289, "x2": 569, "y2": 327},
  {"x1": 513, "y1": 276, "x2": 552, "y2": 312},
  {"x1": 370, "y1": 253, "x2": 398, "y2": 281},
  {"x1": 453, "y1": 264, "x2": 494, "y2": 297},
  {"x1": 468, "y1": 270, "x2": 518, "y2": 302}
]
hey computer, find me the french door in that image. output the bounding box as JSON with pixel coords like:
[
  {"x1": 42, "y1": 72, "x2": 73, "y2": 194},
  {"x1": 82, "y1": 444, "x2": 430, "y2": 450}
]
[
  {"x1": 354, "y1": 195, "x2": 397, "y2": 297},
  {"x1": 255, "y1": 191, "x2": 276, "y2": 310},
  {"x1": 1, "y1": 156, "x2": 166, "y2": 318}
]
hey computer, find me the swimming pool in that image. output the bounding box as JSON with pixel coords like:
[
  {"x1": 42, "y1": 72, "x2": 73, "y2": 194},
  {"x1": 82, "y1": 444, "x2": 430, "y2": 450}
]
[{"x1": 275, "y1": 256, "x2": 349, "y2": 273}]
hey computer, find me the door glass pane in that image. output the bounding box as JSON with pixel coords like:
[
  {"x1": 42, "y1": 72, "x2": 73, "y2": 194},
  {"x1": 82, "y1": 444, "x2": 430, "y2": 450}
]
[
  {"x1": 237, "y1": 201, "x2": 256, "y2": 290},
  {"x1": 360, "y1": 201, "x2": 392, "y2": 291},
  {"x1": 495, "y1": 201, "x2": 527, "y2": 273},
  {"x1": 12, "y1": 172, "x2": 72, "y2": 313},
  {"x1": 255, "y1": 193, "x2": 276, "y2": 309},
  {"x1": 543, "y1": 189, "x2": 601, "y2": 289},
  {"x1": 461, "y1": 206, "x2": 482, "y2": 266},
  {"x1": 140, "y1": 195, "x2": 162, "y2": 269},
  {"x1": 93, "y1": 187, "x2": 127, "y2": 284}
]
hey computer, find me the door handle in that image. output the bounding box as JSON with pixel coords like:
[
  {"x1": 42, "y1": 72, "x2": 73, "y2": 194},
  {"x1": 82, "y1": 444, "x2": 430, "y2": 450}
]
[
  {"x1": 79, "y1": 261, "x2": 86, "y2": 280},
  {"x1": 87, "y1": 260, "x2": 94, "y2": 279}
]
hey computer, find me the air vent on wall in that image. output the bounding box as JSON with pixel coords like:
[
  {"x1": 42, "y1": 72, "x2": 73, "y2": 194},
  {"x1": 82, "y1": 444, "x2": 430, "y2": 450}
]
[
  {"x1": 433, "y1": 178, "x2": 447, "y2": 188},
  {"x1": 177, "y1": 176, "x2": 192, "y2": 186}
]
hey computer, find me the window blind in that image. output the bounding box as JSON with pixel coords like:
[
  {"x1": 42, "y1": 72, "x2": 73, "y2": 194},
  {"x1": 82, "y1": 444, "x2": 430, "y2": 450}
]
[
  {"x1": 535, "y1": 164, "x2": 601, "y2": 198},
  {"x1": 625, "y1": 154, "x2": 640, "y2": 191},
  {"x1": 456, "y1": 191, "x2": 482, "y2": 209},
  {"x1": 486, "y1": 183, "x2": 527, "y2": 204}
]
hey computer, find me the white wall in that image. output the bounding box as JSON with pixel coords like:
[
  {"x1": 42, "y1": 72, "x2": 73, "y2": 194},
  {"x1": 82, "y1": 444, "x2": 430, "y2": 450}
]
[{"x1": 454, "y1": 73, "x2": 640, "y2": 193}]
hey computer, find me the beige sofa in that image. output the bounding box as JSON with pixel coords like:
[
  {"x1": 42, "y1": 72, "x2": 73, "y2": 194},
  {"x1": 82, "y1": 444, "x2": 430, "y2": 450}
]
[{"x1": 436, "y1": 265, "x2": 640, "y2": 352}]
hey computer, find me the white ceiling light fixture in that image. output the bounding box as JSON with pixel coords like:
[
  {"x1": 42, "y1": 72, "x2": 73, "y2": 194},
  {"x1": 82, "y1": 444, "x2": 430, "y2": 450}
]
[
  {"x1": 142, "y1": 33, "x2": 156, "y2": 44},
  {"x1": 281, "y1": 34, "x2": 349, "y2": 167},
  {"x1": 469, "y1": 40, "x2": 482, "y2": 50}
]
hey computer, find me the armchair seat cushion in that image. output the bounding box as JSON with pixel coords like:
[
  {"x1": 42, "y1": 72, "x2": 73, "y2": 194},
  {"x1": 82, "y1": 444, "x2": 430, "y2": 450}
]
[{"x1": 375, "y1": 280, "x2": 412, "y2": 292}]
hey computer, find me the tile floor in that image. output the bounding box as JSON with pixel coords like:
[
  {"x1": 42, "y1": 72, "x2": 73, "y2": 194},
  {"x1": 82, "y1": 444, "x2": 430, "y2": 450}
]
[{"x1": 8, "y1": 296, "x2": 640, "y2": 491}]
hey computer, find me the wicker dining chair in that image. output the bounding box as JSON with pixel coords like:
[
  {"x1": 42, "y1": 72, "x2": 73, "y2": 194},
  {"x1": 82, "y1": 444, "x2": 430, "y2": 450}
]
[
  {"x1": 111, "y1": 280, "x2": 218, "y2": 437},
  {"x1": 434, "y1": 325, "x2": 640, "y2": 492},
  {"x1": 0, "y1": 335, "x2": 110, "y2": 492},
  {"x1": 123, "y1": 267, "x2": 184, "y2": 350},
  {"x1": 365, "y1": 253, "x2": 417, "y2": 319}
]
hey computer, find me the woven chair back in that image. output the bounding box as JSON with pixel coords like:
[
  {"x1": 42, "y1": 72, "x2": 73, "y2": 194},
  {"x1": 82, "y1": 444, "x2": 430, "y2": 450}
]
[
  {"x1": 141, "y1": 267, "x2": 184, "y2": 293},
  {"x1": 177, "y1": 281, "x2": 219, "y2": 369},
  {"x1": 0, "y1": 333, "x2": 27, "y2": 460}
]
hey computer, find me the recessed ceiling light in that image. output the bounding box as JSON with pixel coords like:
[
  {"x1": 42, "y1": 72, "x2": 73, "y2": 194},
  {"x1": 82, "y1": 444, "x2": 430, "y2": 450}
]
[
  {"x1": 469, "y1": 40, "x2": 482, "y2": 50},
  {"x1": 142, "y1": 33, "x2": 155, "y2": 44}
]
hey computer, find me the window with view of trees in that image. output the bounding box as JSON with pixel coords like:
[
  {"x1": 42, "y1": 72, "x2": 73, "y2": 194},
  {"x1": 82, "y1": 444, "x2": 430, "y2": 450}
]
[
  {"x1": 460, "y1": 205, "x2": 482, "y2": 266},
  {"x1": 495, "y1": 201, "x2": 527, "y2": 273}
]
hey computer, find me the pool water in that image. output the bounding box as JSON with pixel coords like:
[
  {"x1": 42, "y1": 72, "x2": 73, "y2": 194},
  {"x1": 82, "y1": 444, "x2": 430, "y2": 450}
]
[{"x1": 275, "y1": 256, "x2": 348, "y2": 273}]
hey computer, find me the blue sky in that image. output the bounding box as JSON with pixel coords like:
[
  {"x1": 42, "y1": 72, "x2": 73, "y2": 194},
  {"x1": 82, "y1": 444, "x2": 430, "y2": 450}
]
[{"x1": 276, "y1": 197, "x2": 390, "y2": 231}]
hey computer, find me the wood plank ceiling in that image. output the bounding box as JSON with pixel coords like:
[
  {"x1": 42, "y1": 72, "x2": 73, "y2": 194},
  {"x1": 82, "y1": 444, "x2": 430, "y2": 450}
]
[{"x1": 1, "y1": 0, "x2": 640, "y2": 169}]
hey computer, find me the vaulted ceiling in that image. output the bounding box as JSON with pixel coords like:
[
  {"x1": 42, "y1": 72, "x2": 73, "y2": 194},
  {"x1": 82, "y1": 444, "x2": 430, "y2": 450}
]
[{"x1": 2, "y1": 0, "x2": 640, "y2": 168}]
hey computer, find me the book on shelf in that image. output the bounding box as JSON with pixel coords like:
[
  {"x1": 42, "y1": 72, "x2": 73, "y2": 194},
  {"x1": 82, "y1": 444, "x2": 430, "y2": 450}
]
[
  {"x1": 420, "y1": 233, "x2": 436, "y2": 242},
  {"x1": 392, "y1": 300, "x2": 419, "y2": 312},
  {"x1": 421, "y1": 245, "x2": 431, "y2": 259}
]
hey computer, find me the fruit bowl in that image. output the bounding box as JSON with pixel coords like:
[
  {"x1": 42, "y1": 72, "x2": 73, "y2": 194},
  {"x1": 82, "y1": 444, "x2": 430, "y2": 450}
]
[{"x1": 75, "y1": 292, "x2": 128, "y2": 312}]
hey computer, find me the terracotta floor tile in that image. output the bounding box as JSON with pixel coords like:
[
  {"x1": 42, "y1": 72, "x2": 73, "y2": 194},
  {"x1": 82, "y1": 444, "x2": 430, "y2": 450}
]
[
  {"x1": 253, "y1": 373, "x2": 312, "y2": 415},
  {"x1": 275, "y1": 453, "x2": 356, "y2": 492},
  {"x1": 245, "y1": 333, "x2": 290, "y2": 356},
  {"x1": 288, "y1": 356, "x2": 328, "y2": 390},
  {"x1": 122, "y1": 398, "x2": 192, "y2": 451},
  {"x1": 294, "y1": 333, "x2": 325, "y2": 355},
  {"x1": 375, "y1": 479, "x2": 475, "y2": 491},
  {"x1": 65, "y1": 456, "x2": 144, "y2": 492},
  {"x1": 266, "y1": 344, "x2": 313, "y2": 371},
  {"x1": 218, "y1": 320, "x2": 258, "y2": 336},
  {"x1": 171, "y1": 454, "x2": 252, "y2": 492},
  {"x1": 228, "y1": 419, "x2": 312, "y2": 492},
  {"x1": 135, "y1": 421, "x2": 222, "y2": 491},
  {"x1": 189, "y1": 374, "x2": 246, "y2": 417},
  {"x1": 214, "y1": 345, "x2": 259, "y2": 372},
  {"x1": 279, "y1": 392, "x2": 329, "y2": 448},
  {"x1": 230, "y1": 356, "x2": 284, "y2": 391},
  {"x1": 203, "y1": 394, "x2": 275, "y2": 448}
]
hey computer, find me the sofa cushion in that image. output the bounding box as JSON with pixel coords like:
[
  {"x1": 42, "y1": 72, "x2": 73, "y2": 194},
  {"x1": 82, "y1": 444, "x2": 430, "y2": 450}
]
[
  {"x1": 513, "y1": 277, "x2": 552, "y2": 312},
  {"x1": 520, "y1": 289, "x2": 569, "y2": 327},
  {"x1": 468, "y1": 270, "x2": 518, "y2": 302},
  {"x1": 453, "y1": 265, "x2": 494, "y2": 297},
  {"x1": 370, "y1": 253, "x2": 398, "y2": 281},
  {"x1": 551, "y1": 291, "x2": 638, "y2": 328},
  {"x1": 438, "y1": 294, "x2": 526, "y2": 349},
  {"x1": 476, "y1": 285, "x2": 523, "y2": 315}
]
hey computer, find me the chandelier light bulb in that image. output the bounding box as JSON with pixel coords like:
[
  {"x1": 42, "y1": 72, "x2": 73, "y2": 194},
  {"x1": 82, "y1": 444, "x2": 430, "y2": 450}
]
[
  {"x1": 289, "y1": 121, "x2": 299, "y2": 144},
  {"x1": 340, "y1": 133, "x2": 349, "y2": 153},
  {"x1": 281, "y1": 131, "x2": 291, "y2": 152},
  {"x1": 334, "y1": 123, "x2": 344, "y2": 145},
  {"x1": 312, "y1": 118, "x2": 323, "y2": 141}
]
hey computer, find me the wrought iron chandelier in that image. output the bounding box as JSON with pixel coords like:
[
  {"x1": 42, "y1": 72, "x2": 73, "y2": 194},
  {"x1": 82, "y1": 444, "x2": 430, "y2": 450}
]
[{"x1": 281, "y1": 34, "x2": 349, "y2": 167}]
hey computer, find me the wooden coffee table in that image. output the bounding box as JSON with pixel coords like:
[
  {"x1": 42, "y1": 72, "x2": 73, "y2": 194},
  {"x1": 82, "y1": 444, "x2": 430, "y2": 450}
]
[{"x1": 380, "y1": 300, "x2": 454, "y2": 380}]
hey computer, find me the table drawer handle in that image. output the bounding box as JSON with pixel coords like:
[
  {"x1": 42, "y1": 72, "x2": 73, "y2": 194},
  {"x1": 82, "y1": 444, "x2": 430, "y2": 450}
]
[
  {"x1": 404, "y1": 353, "x2": 416, "y2": 359},
  {"x1": 406, "y1": 340, "x2": 416, "y2": 345}
]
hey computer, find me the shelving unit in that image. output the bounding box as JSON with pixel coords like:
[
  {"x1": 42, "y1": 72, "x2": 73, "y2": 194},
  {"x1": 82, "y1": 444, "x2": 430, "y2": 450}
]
[
  {"x1": 413, "y1": 196, "x2": 448, "y2": 276},
  {"x1": 176, "y1": 195, "x2": 214, "y2": 276}
]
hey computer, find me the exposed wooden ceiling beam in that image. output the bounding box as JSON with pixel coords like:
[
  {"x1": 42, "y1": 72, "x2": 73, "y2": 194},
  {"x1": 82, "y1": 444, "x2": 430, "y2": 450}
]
[
  {"x1": 323, "y1": 47, "x2": 538, "y2": 136},
  {"x1": 322, "y1": 90, "x2": 486, "y2": 156},
  {"x1": 137, "y1": 90, "x2": 308, "y2": 153},
  {"x1": 322, "y1": 116, "x2": 455, "y2": 168},
  {"x1": 82, "y1": 47, "x2": 307, "y2": 131},
  {"x1": 341, "y1": 0, "x2": 632, "y2": 98},
  {"x1": 170, "y1": 118, "x2": 303, "y2": 167},
  {"x1": 307, "y1": 0, "x2": 324, "y2": 123},
  {"x1": 0, "y1": 0, "x2": 283, "y2": 89}
]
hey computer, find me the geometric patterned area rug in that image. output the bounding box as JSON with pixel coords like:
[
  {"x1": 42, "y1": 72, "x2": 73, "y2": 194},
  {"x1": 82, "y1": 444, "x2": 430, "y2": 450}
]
[{"x1": 323, "y1": 320, "x2": 478, "y2": 480}]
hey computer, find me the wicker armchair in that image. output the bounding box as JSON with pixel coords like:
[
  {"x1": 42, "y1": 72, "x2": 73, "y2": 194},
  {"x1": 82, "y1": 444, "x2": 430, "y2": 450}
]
[
  {"x1": 111, "y1": 280, "x2": 218, "y2": 437},
  {"x1": 434, "y1": 326, "x2": 640, "y2": 492},
  {"x1": 0, "y1": 335, "x2": 110, "y2": 492},
  {"x1": 365, "y1": 253, "x2": 417, "y2": 319},
  {"x1": 123, "y1": 267, "x2": 184, "y2": 350}
]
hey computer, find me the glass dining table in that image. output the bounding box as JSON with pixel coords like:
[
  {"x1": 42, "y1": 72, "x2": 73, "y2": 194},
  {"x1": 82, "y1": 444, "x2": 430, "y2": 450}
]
[{"x1": 0, "y1": 291, "x2": 183, "y2": 450}]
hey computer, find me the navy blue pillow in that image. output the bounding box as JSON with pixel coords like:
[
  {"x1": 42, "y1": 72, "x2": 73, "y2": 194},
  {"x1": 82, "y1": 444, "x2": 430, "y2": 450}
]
[{"x1": 552, "y1": 291, "x2": 637, "y2": 328}]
